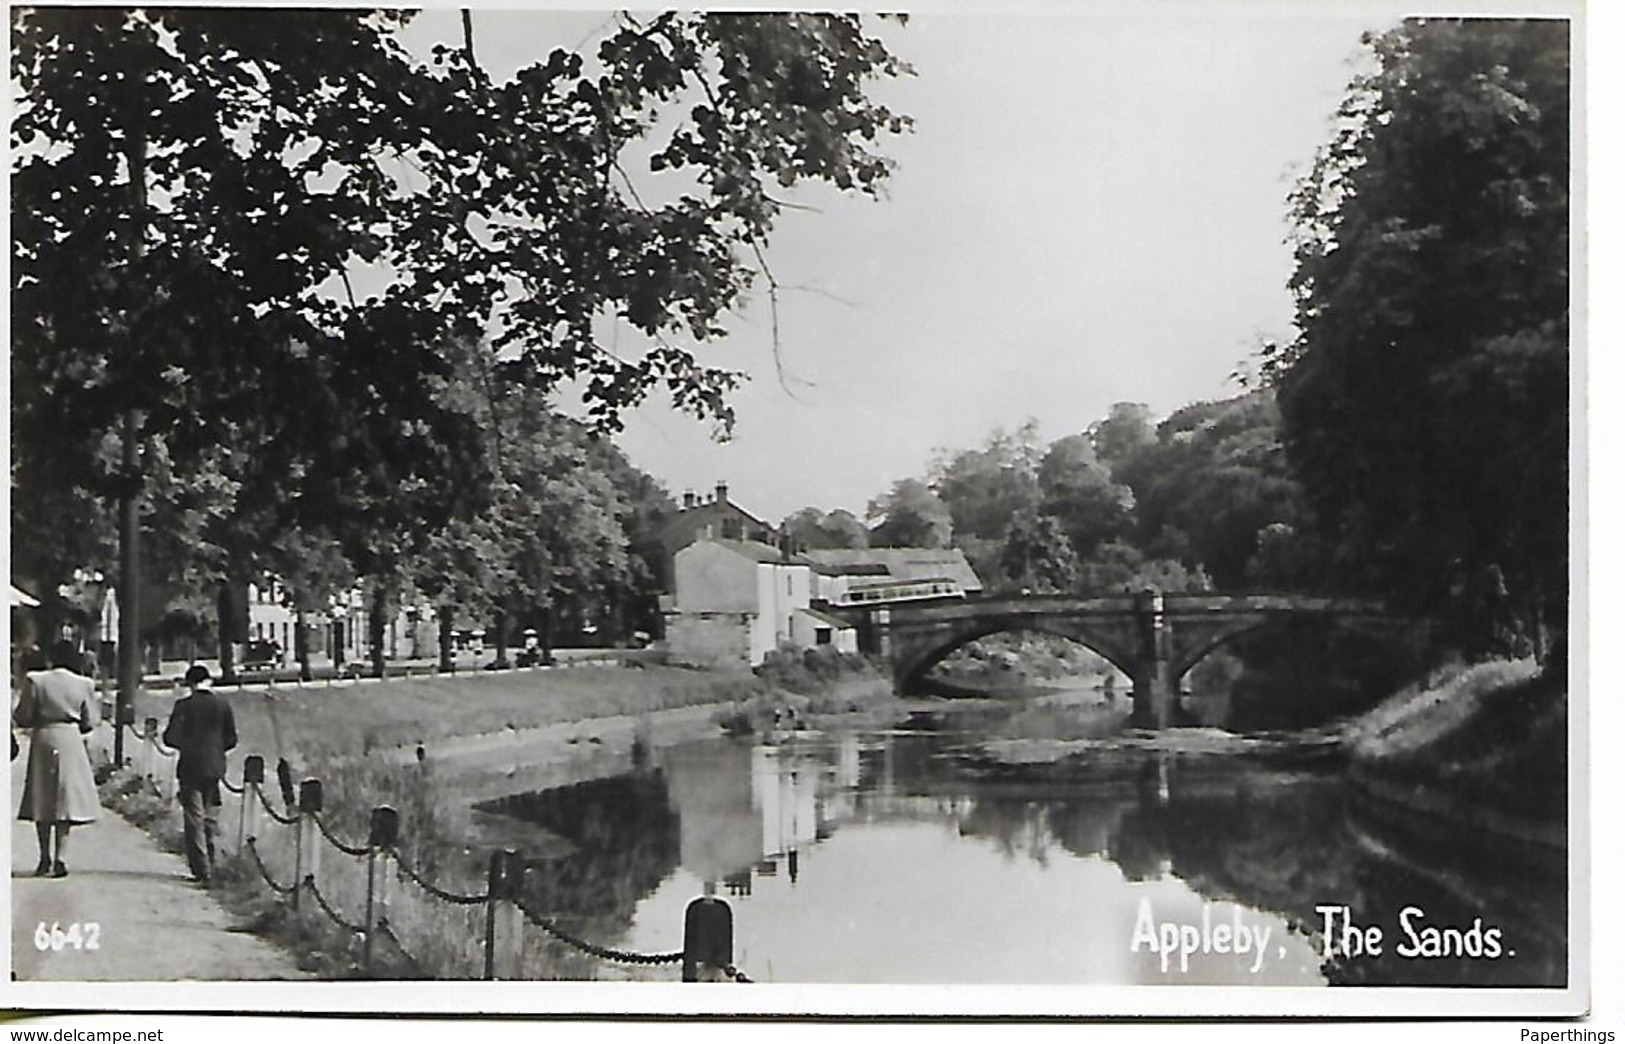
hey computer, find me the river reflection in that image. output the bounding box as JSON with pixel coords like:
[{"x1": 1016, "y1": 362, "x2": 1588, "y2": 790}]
[{"x1": 475, "y1": 710, "x2": 1566, "y2": 986}]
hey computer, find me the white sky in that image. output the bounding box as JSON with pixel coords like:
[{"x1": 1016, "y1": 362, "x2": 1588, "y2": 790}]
[{"x1": 407, "y1": 2, "x2": 1576, "y2": 525}]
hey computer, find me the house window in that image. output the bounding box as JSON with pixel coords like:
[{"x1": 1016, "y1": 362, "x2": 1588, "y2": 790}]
[{"x1": 816, "y1": 628, "x2": 832, "y2": 646}]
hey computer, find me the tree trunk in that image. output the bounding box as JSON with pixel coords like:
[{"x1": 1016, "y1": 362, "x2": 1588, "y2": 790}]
[
  {"x1": 493, "y1": 609, "x2": 509, "y2": 667},
  {"x1": 368, "y1": 578, "x2": 388, "y2": 678},
  {"x1": 438, "y1": 608, "x2": 455, "y2": 673},
  {"x1": 294, "y1": 605, "x2": 311, "y2": 681},
  {"x1": 216, "y1": 563, "x2": 249, "y2": 683}
]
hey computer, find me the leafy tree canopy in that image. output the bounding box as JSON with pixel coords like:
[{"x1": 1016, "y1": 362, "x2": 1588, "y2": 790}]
[
  {"x1": 1266, "y1": 17, "x2": 1568, "y2": 652},
  {"x1": 781, "y1": 507, "x2": 869, "y2": 551},
  {"x1": 866, "y1": 478, "x2": 952, "y2": 549},
  {"x1": 929, "y1": 420, "x2": 1042, "y2": 543},
  {"x1": 1116, "y1": 392, "x2": 1307, "y2": 590},
  {"x1": 11, "y1": 8, "x2": 912, "y2": 629}
]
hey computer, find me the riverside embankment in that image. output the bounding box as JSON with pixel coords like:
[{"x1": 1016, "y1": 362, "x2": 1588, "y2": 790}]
[
  {"x1": 189, "y1": 658, "x2": 900, "y2": 860},
  {"x1": 1342, "y1": 657, "x2": 1567, "y2": 849}
]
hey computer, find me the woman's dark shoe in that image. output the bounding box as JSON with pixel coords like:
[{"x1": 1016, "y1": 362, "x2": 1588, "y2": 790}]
[
  {"x1": 49, "y1": 861, "x2": 67, "y2": 878},
  {"x1": 33, "y1": 858, "x2": 51, "y2": 877}
]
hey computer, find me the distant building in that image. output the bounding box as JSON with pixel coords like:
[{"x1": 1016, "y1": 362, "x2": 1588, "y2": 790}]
[
  {"x1": 663, "y1": 539, "x2": 858, "y2": 667},
  {"x1": 646, "y1": 482, "x2": 775, "y2": 593},
  {"x1": 247, "y1": 578, "x2": 300, "y2": 662},
  {"x1": 798, "y1": 548, "x2": 984, "y2": 606},
  {"x1": 249, "y1": 579, "x2": 434, "y2": 668}
]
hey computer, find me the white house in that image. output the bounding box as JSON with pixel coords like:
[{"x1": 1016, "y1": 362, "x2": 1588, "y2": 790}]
[{"x1": 664, "y1": 539, "x2": 858, "y2": 667}]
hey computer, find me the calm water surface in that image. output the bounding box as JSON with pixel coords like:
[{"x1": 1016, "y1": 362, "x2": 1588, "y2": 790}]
[{"x1": 473, "y1": 704, "x2": 1566, "y2": 986}]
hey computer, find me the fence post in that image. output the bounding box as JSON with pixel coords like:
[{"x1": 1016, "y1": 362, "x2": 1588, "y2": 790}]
[
  {"x1": 240, "y1": 755, "x2": 264, "y2": 850},
  {"x1": 483, "y1": 848, "x2": 524, "y2": 981},
  {"x1": 294, "y1": 777, "x2": 323, "y2": 911},
  {"x1": 364, "y1": 805, "x2": 399, "y2": 974},
  {"x1": 682, "y1": 894, "x2": 734, "y2": 982}
]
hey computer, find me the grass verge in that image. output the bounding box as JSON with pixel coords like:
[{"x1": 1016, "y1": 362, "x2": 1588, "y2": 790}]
[
  {"x1": 213, "y1": 663, "x2": 782, "y2": 764},
  {"x1": 1343, "y1": 657, "x2": 1566, "y2": 840}
]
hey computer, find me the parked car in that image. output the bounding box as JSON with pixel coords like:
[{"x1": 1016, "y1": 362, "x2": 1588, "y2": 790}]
[{"x1": 241, "y1": 639, "x2": 281, "y2": 670}]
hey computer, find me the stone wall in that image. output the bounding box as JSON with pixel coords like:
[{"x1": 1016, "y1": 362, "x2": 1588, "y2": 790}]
[{"x1": 665, "y1": 612, "x2": 752, "y2": 668}]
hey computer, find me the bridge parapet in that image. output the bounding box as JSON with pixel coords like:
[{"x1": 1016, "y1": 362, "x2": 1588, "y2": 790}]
[{"x1": 860, "y1": 590, "x2": 1424, "y2": 729}]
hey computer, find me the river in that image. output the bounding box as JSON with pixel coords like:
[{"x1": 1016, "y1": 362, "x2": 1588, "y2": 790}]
[{"x1": 462, "y1": 698, "x2": 1566, "y2": 986}]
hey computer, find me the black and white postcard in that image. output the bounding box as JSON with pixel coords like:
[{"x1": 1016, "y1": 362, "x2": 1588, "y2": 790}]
[{"x1": 5, "y1": 0, "x2": 1598, "y2": 1022}]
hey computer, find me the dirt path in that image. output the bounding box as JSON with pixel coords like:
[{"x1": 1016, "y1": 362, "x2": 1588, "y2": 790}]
[{"x1": 9, "y1": 749, "x2": 310, "y2": 981}]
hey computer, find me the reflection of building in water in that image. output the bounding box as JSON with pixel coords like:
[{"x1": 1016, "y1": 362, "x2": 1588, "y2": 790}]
[
  {"x1": 661, "y1": 733, "x2": 988, "y2": 891},
  {"x1": 662, "y1": 742, "x2": 761, "y2": 883},
  {"x1": 752, "y1": 748, "x2": 819, "y2": 876},
  {"x1": 661, "y1": 738, "x2": 863, "y2": 889}
]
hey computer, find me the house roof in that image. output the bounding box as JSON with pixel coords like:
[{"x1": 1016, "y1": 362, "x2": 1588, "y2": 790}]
[
  {"x1": 797, "y1": 548, "x2": 983, "y2": 592},
  {"x1": 796, "y1": 558, "x2": 890, "y2": 576},
  {"x1": 797, "y1": 606, "x2": 855, "y2": 630},
  {"x1": 703, "y1": 539, "x2": 789, "y2": 564},
  {"x1": 653, "y1": 498, "x2": 772, "y2": 550}
]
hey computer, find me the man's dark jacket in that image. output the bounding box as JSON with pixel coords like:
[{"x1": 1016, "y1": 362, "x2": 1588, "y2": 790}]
[{"x1": 162, "y1": 689, "x2": 238, "y2": 786}]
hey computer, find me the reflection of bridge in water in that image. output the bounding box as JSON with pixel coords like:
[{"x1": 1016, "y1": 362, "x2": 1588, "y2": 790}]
[{"x1": 833, "y1": 592, "x2": 1428, "y2": 727}]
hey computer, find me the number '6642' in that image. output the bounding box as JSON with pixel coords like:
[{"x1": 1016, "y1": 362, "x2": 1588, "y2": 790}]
[{"x1": 33, "y1": 921, "x2": 100, "y2": 951}]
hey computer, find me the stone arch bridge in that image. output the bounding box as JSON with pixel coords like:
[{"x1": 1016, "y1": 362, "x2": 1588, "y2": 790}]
[{"x1": 837, "y1": 592, "x2": 1428, "y2": 728}]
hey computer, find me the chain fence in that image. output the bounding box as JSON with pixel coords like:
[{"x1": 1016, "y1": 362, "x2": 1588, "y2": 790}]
[
  {"x1": 515, "y1": 898, "x2": 683, "y2": 967},
  {"x1": 107, "y1": 722, "x2": 752, "y2": 983},
  {"x1": 244, "y1": 837, "x2": 299, "y2": 896}
]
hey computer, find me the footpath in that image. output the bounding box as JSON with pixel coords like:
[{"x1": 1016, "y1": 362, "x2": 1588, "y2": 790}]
[{"x1": 9, "y1": 748, "x2": 310, "y2": 981}]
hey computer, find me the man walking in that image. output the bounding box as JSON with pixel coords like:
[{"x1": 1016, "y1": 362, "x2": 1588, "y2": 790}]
[{"x1": 163, "y1": 664, "x2": 237, "y2": 885}]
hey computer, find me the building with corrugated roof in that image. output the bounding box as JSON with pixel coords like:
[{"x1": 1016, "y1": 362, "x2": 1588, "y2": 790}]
[{"x1": 798, "y1": 547, "x2": 984, "y2": 606}]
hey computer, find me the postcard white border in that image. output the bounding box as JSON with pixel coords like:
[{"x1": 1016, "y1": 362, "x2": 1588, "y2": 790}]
[{"x1": 4, "y1": 0, "x2": 1605, "y2": 1022}]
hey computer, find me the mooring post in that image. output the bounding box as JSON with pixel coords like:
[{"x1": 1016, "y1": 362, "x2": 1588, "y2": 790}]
[
  {"x1": 241, "y1": 755, "x2": 264, "y2": 850},
  {"x1": 682, "y1": 892, "x2": 734, "y2": 982},
  {"x1": 364, "y1": 804, "x2": 399, "y2": 973},
  {"x1": 295, "y1": 777, "x2": 323, "y2": 910},
  {"x1": 483, "y1": 848, "x2": 525, "y2": 980}
]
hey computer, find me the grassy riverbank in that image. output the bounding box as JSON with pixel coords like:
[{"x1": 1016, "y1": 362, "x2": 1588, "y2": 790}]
[
  {"x1": 212, "y1": 662, "x2": 828, "y2": 763},
  {"x1": 1343, "y1": 657, "x2": 1566, "y2": 845}
]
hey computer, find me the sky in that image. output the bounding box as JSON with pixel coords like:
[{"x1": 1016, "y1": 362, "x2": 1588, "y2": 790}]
[{"x1": 403, "y1": 2, "x2": 1569, "y2": 525}]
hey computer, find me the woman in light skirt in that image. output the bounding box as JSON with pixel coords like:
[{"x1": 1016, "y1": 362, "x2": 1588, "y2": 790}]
[{"x1": 15, "y1": 639, "x2": 100, "y2": 877}]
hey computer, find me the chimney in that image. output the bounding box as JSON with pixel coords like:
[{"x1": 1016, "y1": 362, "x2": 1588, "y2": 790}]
[
  {"x1": 683, "y1": 489, "x2": 697, "y2": 510},
  {"x1": 715, "y1": 481, "x2": 729, "y2": 504}
]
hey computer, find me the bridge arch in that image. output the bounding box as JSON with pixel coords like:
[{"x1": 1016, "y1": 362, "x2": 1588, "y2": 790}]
[
  {"x1": 892, "y1": 616, "x2": 1138, "y2": 690},
  {"x1": 1167, "y1": 613, "x2": 1426, "y2": 683}
]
